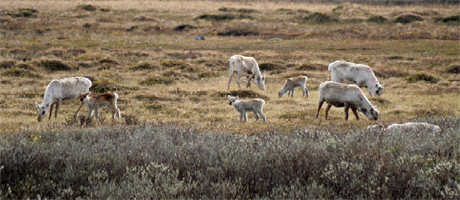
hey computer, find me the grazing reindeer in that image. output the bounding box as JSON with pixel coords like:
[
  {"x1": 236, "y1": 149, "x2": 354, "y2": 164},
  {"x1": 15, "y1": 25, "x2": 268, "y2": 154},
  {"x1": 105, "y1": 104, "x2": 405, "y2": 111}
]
[
  {"x1": 228, "y1": 95, "x2": 266, "y2": 122},
  {"x1": 227, "y1": 55, "x2": 266, "y2": 91},
  {"x1": 35, "y1": 76, "x2": 92, "y2": 122},
  {"x1": 328, "y1": 60, "x2": 384, "y2": 97},
  {"x1": 278, "y1": 76, "x2": 309, "y2": 98},
  {"x1": 315, "y1": 81, "x2": 379, "y2": 121},
  {"x1": 78, "y1": 92, "x2": 121, "y2": 124}
]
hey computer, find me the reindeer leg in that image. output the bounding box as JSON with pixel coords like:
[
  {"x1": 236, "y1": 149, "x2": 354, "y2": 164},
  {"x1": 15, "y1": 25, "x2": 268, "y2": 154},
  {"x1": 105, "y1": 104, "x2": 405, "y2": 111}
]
[
  {"x1": 315, "y1": 101, "x2": 324, "y2": 119},
  {"x1": 351, "y1": 108, "x2": 360, "y2": 120},
  {"x1": 48, "y1": 103, "x2": 55, "y2": 120},
  {"x1": 54, "y1": 99, "x2": 61, "y2": 119},
  {"x1": 73, "y1": 102, "x2": 84, "y2": 119},
  {"x1": 227, "y1": 73, "x2": 234, "y2": 90},
  {"x1": 246, "y1": 76, "x2": 252, "y2": 89},
  {"x1": 254, "y1": 111, "x2": 259, "y2": 121},
  {"x1": 325, "y1": 104, "x2": 332, "y2": 120},
  {"x1": 236, "y1": 74, "x2": 242, "y2": 89},
  {"x1": 344, "y1": 104, "x2": 350, "y2": 120}
]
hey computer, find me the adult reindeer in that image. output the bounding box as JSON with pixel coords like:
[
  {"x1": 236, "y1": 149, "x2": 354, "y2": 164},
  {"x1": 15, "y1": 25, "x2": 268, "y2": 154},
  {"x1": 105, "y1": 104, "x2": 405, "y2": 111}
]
[
  {"x1": 35, "y1": 76, "x2": 92, "y2": 122},
  {"x1": 227, "y1": 55, "x2": 266, "y2": 91}
]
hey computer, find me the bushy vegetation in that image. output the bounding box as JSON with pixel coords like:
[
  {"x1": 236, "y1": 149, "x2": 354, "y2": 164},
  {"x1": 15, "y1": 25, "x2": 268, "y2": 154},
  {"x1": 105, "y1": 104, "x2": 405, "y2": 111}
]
[
  {"x1": 1, "y1": 117, "x2": 459, "y2": 199},
  {"x1": 0, "y1": 1, "x2": 459, "y2": 198}
]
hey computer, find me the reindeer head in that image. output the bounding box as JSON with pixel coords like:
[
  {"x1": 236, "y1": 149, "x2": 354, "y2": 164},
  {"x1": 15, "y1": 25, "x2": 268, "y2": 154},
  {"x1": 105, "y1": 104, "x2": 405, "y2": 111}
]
[
  {"x1": 78, "y1": 92, "x2": 90, "y2": 102},
  {"x1": 228, "y1": 95, "x2": 238, "y2": 105},
  {"x1": 374, "y1": 83, "x2": 384, "y2": 96},
  {"x1": 256, "y1": 74, "x2": 266, "y2": 91},
  {"x1": 35, "y1": 102, "x2": 49, "y2": 122}
]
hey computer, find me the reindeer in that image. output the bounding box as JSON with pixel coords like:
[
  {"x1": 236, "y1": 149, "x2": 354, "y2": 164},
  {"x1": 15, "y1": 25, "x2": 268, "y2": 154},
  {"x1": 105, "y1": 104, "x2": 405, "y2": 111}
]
[
  {"x1": 78, "y1": 92, "x2": 121, "y2": 124},
  {"x1": 35, "y1": 76, "x2": 92, "y2": 122},
  {"x1": 227, "y1": 55, "x2": 266, "y2": 91},
  {"x1": 228, "y1": 95, "x2": 266, "y2": 122},
  {"x1": 278, "y1": 76, "x2": 309, "y2": 98}
]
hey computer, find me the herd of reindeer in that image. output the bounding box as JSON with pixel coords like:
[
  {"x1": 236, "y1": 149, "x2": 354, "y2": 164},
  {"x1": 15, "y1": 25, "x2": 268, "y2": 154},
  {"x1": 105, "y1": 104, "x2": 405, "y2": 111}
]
[{"x1": 34, "y1": 55, "x2": 442, "y2": 135}]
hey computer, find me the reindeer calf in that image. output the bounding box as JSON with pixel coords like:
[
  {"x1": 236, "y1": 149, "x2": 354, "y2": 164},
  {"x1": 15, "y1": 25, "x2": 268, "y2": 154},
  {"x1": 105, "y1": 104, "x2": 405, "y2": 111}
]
[
  {"x1": 278, "y1": 76, "x2": 309, "y2": 98},
  {"x1": 228, "y1": 95, "x2": 266, "y2": 122},
  {"x1": 78, "y1": 92, "x2": 121, "y2": 123}
]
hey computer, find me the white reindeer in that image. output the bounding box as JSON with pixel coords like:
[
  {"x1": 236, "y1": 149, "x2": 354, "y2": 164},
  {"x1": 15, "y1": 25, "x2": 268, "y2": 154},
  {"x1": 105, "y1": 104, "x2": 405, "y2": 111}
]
[
  {"x1": 78, "y1": 92, "x2": 121, "y2": 124},
  {"x1": 367, "y1": 122, "x2": 441, "y2": 137},
  {"x1": 328, "y1": 61, "x2": 384, "y2": 97},
  {"x1": 35, "y1": 76, "x2": 92, "y2": 122},
  {"x1": 228, "y1": 95, "x2": 266, "y2": 122},
  {"x1": 315, "y1": 81, "x2": 379, "y2": 121},
  {"x1": 227, "y1": 55, "x2": 266, "y2": 91},
  {"x1": 278, "y1": 76, "x2": 309, "y2": 98}
]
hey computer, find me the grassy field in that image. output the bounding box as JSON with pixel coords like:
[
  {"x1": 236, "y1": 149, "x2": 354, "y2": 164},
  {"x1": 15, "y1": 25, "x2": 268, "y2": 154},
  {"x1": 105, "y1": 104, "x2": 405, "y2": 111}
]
[
  {"x1": 0, "y1": 0, "x2": 460, "y2": 198},
  {"x1": 1, "y1": 0, "x2": 459, "y2": 134}
]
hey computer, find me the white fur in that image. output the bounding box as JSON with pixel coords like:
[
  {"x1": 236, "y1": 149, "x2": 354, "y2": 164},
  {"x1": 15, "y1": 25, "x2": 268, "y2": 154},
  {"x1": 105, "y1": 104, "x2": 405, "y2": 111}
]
[
  {"x1": 278, "y1": 76, "x2": 309, "y2": 98},
  {"x1": 315, "y1": 81, "x2": 379, "y2": 121},
  {"x1": 78, "y1": 92, "x2": 121, "y2": 123},
  {"x1": 35, "y1": 76, "x2": 92, "y2": 122},
  {"x1": 228, "y1": 95, "x2": 266, "y2": 122},
  {"x1": 227, "y1": 55, "x2": 266, "y2": 91},
  {"x1": 367, "y1": 122, "x2": 441, "y2": 137},
  {"x1": 328, "y1": 61, "x2": 383, "y2": 97},
  {"x1": 367, "y1": 122, "x2": 442, "y2": 137}
]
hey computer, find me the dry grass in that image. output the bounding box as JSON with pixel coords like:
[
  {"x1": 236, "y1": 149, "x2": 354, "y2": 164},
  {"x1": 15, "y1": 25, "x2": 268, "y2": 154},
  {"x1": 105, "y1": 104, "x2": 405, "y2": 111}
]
[{"x1": 0, "y1": 0, "x2": 459, "y2": 134}]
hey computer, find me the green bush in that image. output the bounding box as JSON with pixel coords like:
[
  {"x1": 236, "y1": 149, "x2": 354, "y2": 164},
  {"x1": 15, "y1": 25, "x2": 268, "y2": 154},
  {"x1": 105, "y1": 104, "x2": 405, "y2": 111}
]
[{"x1": 1, "y1": 117, "x2": 459, "y2": 199}]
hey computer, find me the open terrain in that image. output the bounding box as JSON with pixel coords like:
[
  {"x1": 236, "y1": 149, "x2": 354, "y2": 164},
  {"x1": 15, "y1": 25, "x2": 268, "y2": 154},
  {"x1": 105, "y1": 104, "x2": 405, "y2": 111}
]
[
  {"x1": 0, "y1": 0, "x2": 459, "y2": 198},
  {"x1": 0, "y1": 0, "x2": 459, "y2": 134}
]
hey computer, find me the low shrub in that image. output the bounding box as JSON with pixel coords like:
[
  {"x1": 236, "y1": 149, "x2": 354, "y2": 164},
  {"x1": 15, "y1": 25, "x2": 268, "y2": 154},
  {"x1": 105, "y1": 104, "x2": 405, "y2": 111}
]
[
  {"x1": 297, "y1": 63, "x2": 328, "y2": 71},
  {"x1": 0, "y1": 60, "x2": 17, "y2": 69},
  {"x1": 1, "y1": 117, "x2": 459, "y2": 199},
  {"x1": 33, "y1": 59, "x2": 73, "y2": 71},
  {"x1": 218, "y1": 7, "x2": 257, "y2": 13},
  {"x1": 304, "y1": 12, "x2": 340, "y2": 24},
  {"x1": 130, "y1": 62, "x2": 161, "y2": 71},
  {"x1": 160, "y1": 60, "x2": 187, "y2": 68},
  {"x1": 77, "y1": 4, "x2": 98, "y2": 11},
  {"x1": 91, "y1": 79, "x2": 118, "y2": 93},
  {"x1": 173, "y1": 24, "x2": 196, "y2": 31},
  {"x1": 447, "y1": 64, "x2": 460, "y2": 74},
  {"x1": 440, "y1": 15, "x2": 460, "y2": 25},
  {"x1": 1, "y1": 68, "x2": 40, "y2": 78},
  {"x1": 259, "y1": 62, "x2": 284, "y2": 71},
  {"x1": 140, "y1": 75, "x2": 175, "y2": 86},
  {"x1": 196, "y1": 14, "x2": 253, "y2": 21},
  {"x1": 394, "y1": 14, "x2": 423, "y2": 24},
  {"x1": 368, "y1": 16, "x2": 388, "y2": 23},
  {"x1": 217, "y1": 23, "x2": 259, "y2": 36},
  {"x1": 99, "y1": 57, "x2": 118, "y2": 65},
  {"x1": 405, "y1": 73, "x2": 439, "y2": 83}
]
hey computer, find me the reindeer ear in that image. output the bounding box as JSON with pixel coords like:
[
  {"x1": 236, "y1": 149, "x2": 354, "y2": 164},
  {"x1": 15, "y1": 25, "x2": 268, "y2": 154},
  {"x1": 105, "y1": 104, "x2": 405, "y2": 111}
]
[{"x1": 35, "y1": 102, "x2": 40, "y2": 108}]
